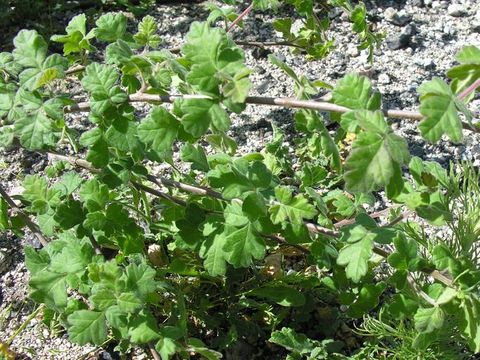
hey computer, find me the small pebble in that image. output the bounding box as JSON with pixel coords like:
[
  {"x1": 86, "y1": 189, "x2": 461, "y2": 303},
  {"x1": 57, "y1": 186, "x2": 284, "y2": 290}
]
[
  {"x1": 378, "y1": 74, "x2": 391, "y2": 84},
  {"x1": 448, "y1": 4, "x2": 468, "y2": 17}
]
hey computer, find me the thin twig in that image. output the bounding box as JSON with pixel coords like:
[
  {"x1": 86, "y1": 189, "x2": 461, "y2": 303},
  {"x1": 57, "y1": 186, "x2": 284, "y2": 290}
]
[
  {"x1": 407, "y1": 274, "x2": 437, "y2": 306},
  {"x1": 147, "y1": 175, "x2": 224, "y2": 200},
  {"x1": 264, "y1": 234, "x2": 310, "y2": 255},
  {"x1": 132, "y1": 181, "x2": 187, "y2": 207},
  {"x1": 236, "y1": 40, "x2": 303, "y2": 49},
  {"x1": 228, "y1": 2, "x2": 254, "y2": 32},
  {"x1": 385, "y1": 210, "x2": 413, "y2": 227},
  {"x1": 458, "y1": 78, "x2": 480, "y2": 100},
  {"x1": 88, "y1": 234, "x2": 103, "y2": 255},
  {"x1": 148, "y1": 342, "x2": 161, "y2": 360},
  {"x1": 0, "y1": 184, "x2": 48, "y2": 247},
  {"x1": 334, "y1": 207, "x2": 393, "y2": 228}
]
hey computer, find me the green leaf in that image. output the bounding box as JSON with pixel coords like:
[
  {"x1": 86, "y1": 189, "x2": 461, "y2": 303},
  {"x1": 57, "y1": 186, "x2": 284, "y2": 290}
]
[
  {"x1": 79, "y1": 127, "x2": 103, "y2": 147},
  {"x1": 54, "y1": 199, "x2": 84, "y2": 229},
  {"x1": 24, "y1": 246, "x2": 50, "y2": 273},
  {"x1": 388, "y1": 236, "x2": 421, "y2": 271},
  {"x1": 117, "y1": 292, "x2": 143, "y2": 313},
  {"x1": 182, "y1": 22, "x2": 251, "y2": 101},
  {"x1": 134, "y1": 15, "x2": 161, "y2": 48},
  {"x1": 105, "y1": 40, "x2": 133, "y2": 65},
  {"x1": 414, "y1": 307, "x2": 445, "y2": 334},
  {"x1": 387, "y1": 294, "x2": 418, "y2": 320},
  {"x1": 295, "y1": 110, "x2": 341, "y2": 172},
  {"x1": 344, "y1": 114, "x2": 409, "y2": 193},
  {"x1": 68, "y1": 310, "x2": 108, "y2": 345},
  {"x1": 347, "y1": 282, "x2": 386, "y2": 318},
  {"x1": 332, "y1": 73, "x2": 374, "y2": 110},
  {"x1": 253, "y1": 0, "x2": 280, "y2": 10},
  {"x1": 13, "y1": 93, "x2": 61, "y2": 150},
  {"x1": 79, "y1": 179, "x2": 110, "y2": 212},
  {"x1": 222, "y1": 68, "x2": 251, "y2": 103},
  {"x1": 50, "y1": 239, "x2": 93, "y2": 274},
  {"x1": 200, "y1": 230, "x2": 228, "y2": 277},
  {"x1": 459, "y1": 295, "x2": 480, "y2": 353},
  {"x1": 297, "y1": 162, "x2": 327, "y2": 189},
  {"x1": 337, "y1": 225, "x2": 374, "y2": 283},
  {"x1": 53, "y1": 172, "x2": 83, "y2": 197},
  {"x1": 207, "y1": 164, "x2": 252, "y2": 199},
  {"x1": 177, "y1": 99, "x2": 229, "y2": 138},
  {"x1": 242, "y1": 192, "x2": 267, "y2": 220},
  {"x1": 156, "y1": 338, "x2": 177, "y2": 360},
  {"x1": 187, "y1": 338, "x2": 223, "y2": 360},
  {"x1": 128, "y1": 310, "x2": 161, "y2": 344},
  {"x1": 269, "y1": 327, "x2": 318, "y2": 354},
  {"x1": 250, "y1": 286, "x2": 305, "y2": 307},
  {"x1": 181, "y1": 143, "x2": 209, "y2": 171},
  {"x1": 224, "y1": 201, "x2": 249, "y2": 227},
  {"x1": 82, "y1": 63, "x2": 126, "y2": 115},
  {"x1": 38, "y1": 210, "x2": 57, "y2": 236},
  {"x1": 138, "y1": 106, "x2": 179, "y2": 153},
  {"x1": 447, "y1": 46, "x2": 480, "y2": 99},
  {"x1": 222, "y1": 224, "x2": 265, "y2": 268},
  {"x1": 83, "y1": 211, "x2": 106, "y2": 230},
  {"x1": 95, "y1": 13, "x2": 127, "y2": 42},
  {"x1": 19, "y1": 54, "x2": 68, "y2": 90},
  {"x1": 90, "y1": 288, "x2": 117, "y2": 310},
  {"x1": 418, "y1": 78, "x2": 463, "y2": 143},
  {"x1": 22, "y1": 175, "x2": 61, "y2": 214},
  {"x1": 51, "y1": 14, "x2": 95, "y2": 55},
  {"x1": 183, "y1": 22, "x2": 226, "y2": 70},
  {"x1": 124, "y1": 263, "x2": 158, "y2": 296},
  {"x1": 13, "y1": 30, "x2": 47, "y2": 68},
  {"x1": 0, "y1": 198, "x2": 9, "y2": 231},
  {"x1": 30, "y1": 270, "x2": 68, "y2": 309},
  {"x1": 269, "y1": 187, "x2": 317, "y2": 225}
]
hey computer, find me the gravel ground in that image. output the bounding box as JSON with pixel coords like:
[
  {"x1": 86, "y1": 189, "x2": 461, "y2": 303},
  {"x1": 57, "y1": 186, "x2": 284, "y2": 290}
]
[{"x1": 0, "y1": 0, "x2": 479, "y2": 358}]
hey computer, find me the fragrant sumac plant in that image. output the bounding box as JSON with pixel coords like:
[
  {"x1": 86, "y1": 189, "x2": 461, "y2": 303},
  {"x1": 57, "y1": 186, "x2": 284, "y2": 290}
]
[{"x1": 0, "y1": 1, "x2": 479, "y2": 359}]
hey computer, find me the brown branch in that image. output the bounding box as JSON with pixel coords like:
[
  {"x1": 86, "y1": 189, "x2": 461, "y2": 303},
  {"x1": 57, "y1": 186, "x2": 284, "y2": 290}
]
[
  {"x1": 0, "y1": 184, "x2": 48, "y2": 247},
  {"x1": 65, "y1": 64, "x2": 86, "y2": 75},
  {"x1": 63, "y1": 93, "x2": 480, "y2": 133},
  {"x1": 264, "y1": 234, "x2": 310, "y2": 255}
]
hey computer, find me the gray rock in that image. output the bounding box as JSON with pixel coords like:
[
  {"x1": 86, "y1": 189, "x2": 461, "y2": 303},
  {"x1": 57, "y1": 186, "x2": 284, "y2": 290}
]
[
  {"x1": 386, "y1": 34, "x2": 410, "y2": 50},
  {"x1": 423, "y1": 58, "x2": 436, "y2": 70},
  {"x1": 472, "y1": 22, "x2": 480, "y2": 33},
  {"x1": 384, "y1": 8, "x2": 412, "y2": 26},
  {"x1": 386, "y1": 26, "x2": 415, "y2": 50},
  {"x1": 403, "y1": 24, "x2": 416, "y2": 37},
  {"x1": 448, "y1": 4, "x2": 468, "y2": 17}
]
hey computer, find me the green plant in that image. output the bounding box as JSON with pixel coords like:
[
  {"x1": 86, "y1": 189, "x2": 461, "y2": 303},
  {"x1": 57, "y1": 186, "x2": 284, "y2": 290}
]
[
  {"x1": 220, "y1": 0, "x2": 384, "y2": 60},
  {"x1": 0, "y1": 3, "x2": 479, "y2": 360}
]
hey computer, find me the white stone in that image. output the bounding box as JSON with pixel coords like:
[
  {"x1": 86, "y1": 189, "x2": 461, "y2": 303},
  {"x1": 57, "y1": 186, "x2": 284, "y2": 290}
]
[
  {"x1": 448, "y1": 4, "x2": 468, "y2": 17},
  {"x1": 378, "y1": 74, "x2": 391, "y2": 85}
]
